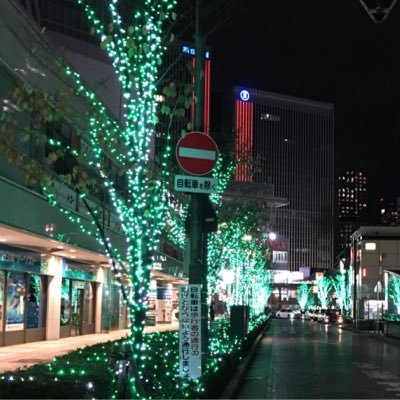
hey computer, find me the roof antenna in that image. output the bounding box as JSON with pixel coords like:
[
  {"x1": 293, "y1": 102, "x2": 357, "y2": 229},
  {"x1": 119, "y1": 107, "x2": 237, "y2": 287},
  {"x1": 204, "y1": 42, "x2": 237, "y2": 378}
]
[{"x1": 359, "y1": 0, "x2": 397, "y2": 23}]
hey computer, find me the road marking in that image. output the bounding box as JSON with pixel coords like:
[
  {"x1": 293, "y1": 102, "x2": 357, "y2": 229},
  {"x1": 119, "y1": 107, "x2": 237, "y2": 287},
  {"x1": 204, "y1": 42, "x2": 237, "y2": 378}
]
[{"x1": 244, "y1": 376, "x2": 266, "y2": 381}]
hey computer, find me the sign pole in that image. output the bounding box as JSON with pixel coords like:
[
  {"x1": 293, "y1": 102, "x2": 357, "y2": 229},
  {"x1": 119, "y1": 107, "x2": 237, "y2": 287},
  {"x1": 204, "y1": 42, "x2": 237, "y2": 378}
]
[{"x1": 189, "y1": 0, "x2": 208, "y2": 368}]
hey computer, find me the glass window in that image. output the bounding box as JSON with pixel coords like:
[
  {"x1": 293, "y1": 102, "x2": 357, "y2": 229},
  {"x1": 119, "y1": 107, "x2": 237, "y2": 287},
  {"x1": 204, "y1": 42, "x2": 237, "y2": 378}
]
[
  {"x1": 6, "y1": 272, "x2": 26, "y2": 331},
  {"x1": 27, "y1": 274, "x2": 47, "y2": 329},
  {"x1": 83, "y1": 281, "x2": 95, "y2": 324},
  {"x1": 0, "y1": 271, "x2": 4, "y2": 332},
  {"x1": 60, "y1": 278, "x2": 71, "y2": 326},
  {"x1": 73, "y1": 281, "x2": 95, "y2": 325},
  {"x1": 71, "y1": 280, "x2": 83, "y2": 326}
]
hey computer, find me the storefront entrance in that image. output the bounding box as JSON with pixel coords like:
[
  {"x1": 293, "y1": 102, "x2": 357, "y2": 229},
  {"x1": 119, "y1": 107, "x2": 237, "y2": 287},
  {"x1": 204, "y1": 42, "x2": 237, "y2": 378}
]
[
  {"x1": 60, "y1": 278, "x2": 96, "y2": 338},
  {"x1": 0, "y1": 270, "x2": 47, "y2": 347},
  {"x1": 109, "y1": 284, "x2": 129, "y2": 330}
]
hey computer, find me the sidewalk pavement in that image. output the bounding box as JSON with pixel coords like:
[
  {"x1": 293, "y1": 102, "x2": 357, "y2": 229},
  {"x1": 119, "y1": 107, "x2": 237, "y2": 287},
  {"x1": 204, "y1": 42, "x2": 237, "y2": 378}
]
[{"x1": 0, "y1": 322, "x2": 178, "y2": 374}]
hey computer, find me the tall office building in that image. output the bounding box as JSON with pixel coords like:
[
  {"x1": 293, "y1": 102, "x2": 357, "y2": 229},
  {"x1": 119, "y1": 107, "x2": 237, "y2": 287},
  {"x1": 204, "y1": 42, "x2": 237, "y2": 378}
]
[
  {"x1": 337, "y1": 170, "x2": 369, "y2": 251},
  {"x1": 232, "y1": 87, "x2": 334, "y2": 271}
]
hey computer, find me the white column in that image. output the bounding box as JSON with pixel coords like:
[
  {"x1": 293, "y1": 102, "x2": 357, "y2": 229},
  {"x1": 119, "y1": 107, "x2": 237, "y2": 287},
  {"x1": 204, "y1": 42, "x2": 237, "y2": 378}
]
[
  {"x1": 45, "y1": 256, "x2": 62, "y2": 340},
  {"x1": 95, "y1": 267, "x2": 104, "y2": 333}
]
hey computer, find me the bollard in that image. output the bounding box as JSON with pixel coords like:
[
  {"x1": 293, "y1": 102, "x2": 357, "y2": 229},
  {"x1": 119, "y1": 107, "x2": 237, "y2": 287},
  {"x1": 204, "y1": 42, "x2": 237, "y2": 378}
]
[{"x1": 109, "y1": 341, "x2": 146, "y2": 399}]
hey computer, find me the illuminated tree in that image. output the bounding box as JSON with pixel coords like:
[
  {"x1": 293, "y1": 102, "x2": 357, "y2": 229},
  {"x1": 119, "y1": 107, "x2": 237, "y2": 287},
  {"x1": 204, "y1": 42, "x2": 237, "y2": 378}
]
[
  {"x1": 167, "y1": 154, "x2": 273, "y2": 317},
  {"x1": 1, "y1": 1, "x2": 180, "y2": 396},
  {"x1": 316, "y1": 276, "x2": 331, "y2": 309},
  {"x1": 388, "y1": 272, "x2": 400, "y2": 314},
  {"x1": 297, "y1": 283, "x2": 311, "y2": 310},
  {"x1": 331, "y1": 271, "x2": 351, "y2": 314}
]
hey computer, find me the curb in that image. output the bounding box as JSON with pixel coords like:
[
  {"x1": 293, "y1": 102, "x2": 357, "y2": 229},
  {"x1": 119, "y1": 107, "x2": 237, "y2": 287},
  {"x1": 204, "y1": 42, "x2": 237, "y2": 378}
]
[
  {"x1": 219, "y1": 325, "x2": 267, "y2": 399},
  {"x1": 367, "y1": 333, "x2": 400, "y2": 346}
]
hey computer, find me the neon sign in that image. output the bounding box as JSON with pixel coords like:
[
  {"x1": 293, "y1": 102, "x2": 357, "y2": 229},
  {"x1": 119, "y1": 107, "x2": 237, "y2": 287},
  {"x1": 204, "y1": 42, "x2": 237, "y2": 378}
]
[
  {"x1": 181, "y1": 45, "x2": 210, "y2": 59},
  {"x1": 239, "y1": 90, "x2": 250, "y2": 101}
]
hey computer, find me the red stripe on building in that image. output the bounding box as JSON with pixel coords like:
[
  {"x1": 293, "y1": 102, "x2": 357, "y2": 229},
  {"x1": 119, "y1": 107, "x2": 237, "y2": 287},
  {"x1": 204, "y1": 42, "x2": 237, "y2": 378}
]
[{"x1": 235, "y1": 99, "x2": 253, "y2": 182}]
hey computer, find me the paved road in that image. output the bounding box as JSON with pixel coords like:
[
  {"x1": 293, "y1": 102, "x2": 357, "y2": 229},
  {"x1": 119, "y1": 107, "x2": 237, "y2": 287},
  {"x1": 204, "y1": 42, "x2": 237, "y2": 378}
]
[{"x1": 236, "y1": 319, "x2": 400, "y2": 399}]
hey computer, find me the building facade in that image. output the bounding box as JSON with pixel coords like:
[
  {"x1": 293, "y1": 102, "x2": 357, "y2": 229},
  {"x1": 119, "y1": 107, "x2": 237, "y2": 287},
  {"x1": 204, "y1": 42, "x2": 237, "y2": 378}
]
[
  {"x1": 0, "y1": 0, "x2": 190, "y2": 346},
  {"x1": 378, "y1": 196, "x2": 400, "y2": 226},
  {"x1": 232, "y1": 87, "x2": 335, "y2": 271},
  {"x1": 349, "y1": 226, "x2": 400, "y2": 322}
]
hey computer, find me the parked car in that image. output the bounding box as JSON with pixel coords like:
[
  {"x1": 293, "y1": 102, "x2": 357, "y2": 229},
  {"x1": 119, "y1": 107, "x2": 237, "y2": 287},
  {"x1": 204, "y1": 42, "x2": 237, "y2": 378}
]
[
  {"x1": 276, "y1": 309, "x2": 294, "y2": 319},
  {"x1": 316, "y1": 309, "x2": 327, "y2": 322},
  {"x1": 304, "y1": 309, "x2": 315, "y2": 320},
  {"x1": 323, "y1": 309, "x2": 344, "y2": 324}
]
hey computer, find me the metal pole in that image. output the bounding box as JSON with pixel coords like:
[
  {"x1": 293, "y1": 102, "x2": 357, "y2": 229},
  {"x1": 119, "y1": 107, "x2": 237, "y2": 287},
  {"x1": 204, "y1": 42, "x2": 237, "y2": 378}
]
[
  {"x1": 352, "y1": 238, "x2": 358, "y2": 328},
  {"x1": 188, "y1": 0, "x2": 208, "y2": 367}
]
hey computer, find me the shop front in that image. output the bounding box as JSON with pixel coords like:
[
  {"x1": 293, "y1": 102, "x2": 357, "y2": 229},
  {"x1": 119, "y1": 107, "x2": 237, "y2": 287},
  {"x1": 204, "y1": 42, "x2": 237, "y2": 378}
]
[
  {"x1": 59, "y1": 261, "x2": 97, "y2": 338},
  {"x1": 146, "y1": 255, "x2": 187, "y2": 327},
  {"x1": 109, "y1": 282, "x2": 130, "y2": 331},
  {"x1": 0, "y1": 244, "x2": 47, "y2": 347}
]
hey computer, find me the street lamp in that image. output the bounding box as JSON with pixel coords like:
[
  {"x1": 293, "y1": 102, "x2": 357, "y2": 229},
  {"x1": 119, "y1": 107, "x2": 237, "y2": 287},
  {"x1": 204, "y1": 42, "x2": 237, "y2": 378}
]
[
  {"x1": 268, "y1": 232, "x2": 277, "y2": 241},
  {"x1": 242, "y1": 234, "x2": 252, "y2": 305},
  {"x1": 221, "y1": 268, "x2": 235, "y2": 285}
]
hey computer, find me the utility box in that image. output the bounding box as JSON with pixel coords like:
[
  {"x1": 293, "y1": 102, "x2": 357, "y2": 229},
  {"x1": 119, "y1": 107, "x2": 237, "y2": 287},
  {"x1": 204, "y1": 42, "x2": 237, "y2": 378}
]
[{"x1": 230, "y1": 305, "x2": 249, "y2": 338}]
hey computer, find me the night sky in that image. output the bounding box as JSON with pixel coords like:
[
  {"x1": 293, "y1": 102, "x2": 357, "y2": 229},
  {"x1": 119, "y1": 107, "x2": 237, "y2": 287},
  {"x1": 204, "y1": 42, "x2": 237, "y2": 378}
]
[{"x1": 206, "y1": 0, "x2": 400, "y2": 217}]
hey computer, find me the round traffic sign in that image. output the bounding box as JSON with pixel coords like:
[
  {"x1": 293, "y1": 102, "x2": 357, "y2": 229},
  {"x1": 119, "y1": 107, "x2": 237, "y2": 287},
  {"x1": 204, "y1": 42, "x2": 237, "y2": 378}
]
[{"x1": 176, "y1": 132, "x2": 218, "y2": 176}]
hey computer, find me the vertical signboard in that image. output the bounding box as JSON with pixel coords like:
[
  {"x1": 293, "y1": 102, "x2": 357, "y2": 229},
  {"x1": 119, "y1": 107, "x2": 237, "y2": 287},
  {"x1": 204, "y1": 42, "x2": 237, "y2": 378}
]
[{"x1": 179, "y1": 284, "x2": 202, "y2": 379}]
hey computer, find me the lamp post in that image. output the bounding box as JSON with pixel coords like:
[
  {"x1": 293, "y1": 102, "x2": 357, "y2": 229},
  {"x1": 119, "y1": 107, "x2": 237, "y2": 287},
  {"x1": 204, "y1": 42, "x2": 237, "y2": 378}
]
[{"x1": 243, "y1": 234, "x2": 252, "y2": 305}]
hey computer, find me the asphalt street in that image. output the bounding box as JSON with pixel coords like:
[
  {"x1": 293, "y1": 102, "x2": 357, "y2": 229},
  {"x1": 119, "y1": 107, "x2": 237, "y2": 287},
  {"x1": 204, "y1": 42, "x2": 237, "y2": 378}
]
[{"x1": 236, "y1": 319, "x2": 400, "y2": 399}]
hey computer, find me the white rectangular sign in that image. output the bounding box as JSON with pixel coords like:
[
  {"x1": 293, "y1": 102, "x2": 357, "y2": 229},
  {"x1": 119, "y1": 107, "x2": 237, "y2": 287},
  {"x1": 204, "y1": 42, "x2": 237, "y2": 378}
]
[
  {"x1": 179, "y1": 284, "x2": 202, "y2": 379},
  {"x1": 178, "y1": 147, "x2": 216, "y2": 160},
  {"x1": 174, "y1": 175, "x2": 217, "y2": 194}
]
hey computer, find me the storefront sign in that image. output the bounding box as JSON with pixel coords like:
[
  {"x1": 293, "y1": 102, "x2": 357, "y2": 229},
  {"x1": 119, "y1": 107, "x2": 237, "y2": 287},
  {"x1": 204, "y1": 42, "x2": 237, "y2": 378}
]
[
  {"x1": 62, "y1": 261, "x2": 95, "y2": 281},
  {"x1": 6, "y1": 323, "x2": 24, "y2": 332},
  {"x1": 179, "y1": 284, "x2": 202, "y2": 379},
  {"x1": 0, "y1": 244, "x2": 41, "y2": 273}
]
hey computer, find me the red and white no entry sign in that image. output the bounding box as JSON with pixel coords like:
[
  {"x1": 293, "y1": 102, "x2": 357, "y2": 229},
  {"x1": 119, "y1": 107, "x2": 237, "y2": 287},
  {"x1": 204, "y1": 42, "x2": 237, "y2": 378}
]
[{"x1": 176, "y1": 132, "x2": 219, "y2": 176}]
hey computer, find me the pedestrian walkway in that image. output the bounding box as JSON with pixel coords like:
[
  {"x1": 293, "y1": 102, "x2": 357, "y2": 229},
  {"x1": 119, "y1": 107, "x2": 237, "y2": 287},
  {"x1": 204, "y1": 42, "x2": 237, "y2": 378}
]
[{"x1": 0, "y1": 322, "x2": 178, "y2": 374}]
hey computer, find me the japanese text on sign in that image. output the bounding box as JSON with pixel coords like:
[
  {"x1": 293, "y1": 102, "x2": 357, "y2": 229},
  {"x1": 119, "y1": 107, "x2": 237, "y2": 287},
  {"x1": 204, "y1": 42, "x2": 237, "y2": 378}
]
[
  {"x1": 174, "y1": 175, "x2": 217, "y2": 194},
  {"x1": 179, "y1": 284, "x2": 202, "y2": 379}
]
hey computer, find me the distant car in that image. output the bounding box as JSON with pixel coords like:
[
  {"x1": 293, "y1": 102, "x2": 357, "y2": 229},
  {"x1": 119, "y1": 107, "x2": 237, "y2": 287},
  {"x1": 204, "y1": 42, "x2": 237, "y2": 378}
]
[
  {"x1": 323, "y1": 309, "x2": 344, "y2": 324},
  {"x1": 307, "y1": 309, "x2": 319, "y2": 321},
  {"x1": 316, "y1": 309, "x2": 327, "y2": 322},
  {"x1": 294, "y1": 309, "x2": 305, "y2": 319},
  {"x1": 276, "y1": 309, "x2": 294, "y2": 319},
  {"x1": 304, "y1": 309, "x2": 313, "y2": 320}
]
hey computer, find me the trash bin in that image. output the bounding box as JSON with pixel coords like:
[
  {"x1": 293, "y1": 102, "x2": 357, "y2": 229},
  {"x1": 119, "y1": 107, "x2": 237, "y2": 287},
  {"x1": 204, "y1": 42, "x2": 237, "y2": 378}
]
[{"x1": 230, "y1": 305, "x2": 249, "y2": 338}]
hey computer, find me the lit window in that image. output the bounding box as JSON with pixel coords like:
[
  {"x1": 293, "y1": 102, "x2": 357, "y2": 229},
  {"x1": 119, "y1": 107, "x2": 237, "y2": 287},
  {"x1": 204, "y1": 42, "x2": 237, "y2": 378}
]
[{"x1": 365, "y1": 242, "x2": 376, "y2": 251}]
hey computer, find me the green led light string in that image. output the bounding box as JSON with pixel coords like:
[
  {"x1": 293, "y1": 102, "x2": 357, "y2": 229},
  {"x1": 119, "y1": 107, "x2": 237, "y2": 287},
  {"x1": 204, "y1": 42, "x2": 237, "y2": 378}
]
[
  {"x1": 316, "y1": 276, "x2": 332, "y2": 309},
  {"x1": 297, "y1": 283, "x2": 311, "y2": 310},
  {"x1": 67, "y1": 1, "x2": 179, "y2": 397},
  {"x1": 388, "y1": 272, "x2": 400, "y2": 315}
]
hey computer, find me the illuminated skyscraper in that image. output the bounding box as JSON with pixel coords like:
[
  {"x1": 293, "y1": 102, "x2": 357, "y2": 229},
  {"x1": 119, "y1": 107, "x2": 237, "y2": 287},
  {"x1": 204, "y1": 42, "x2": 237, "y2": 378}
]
[
  {"x1": 232, "y1": 87, "x2": 334, "y2": 270},
  {"x1": 337, "y1": 170, "x2": 369, "y2": 250}
]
